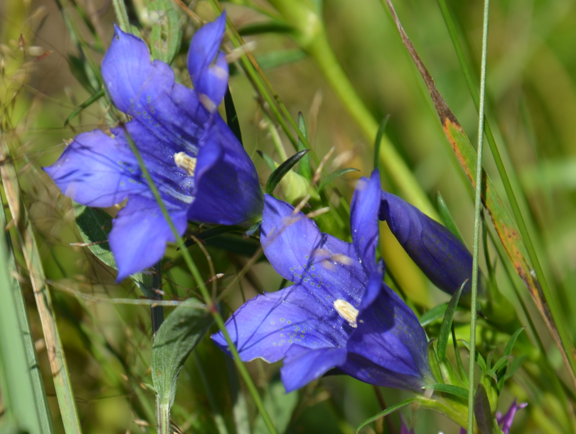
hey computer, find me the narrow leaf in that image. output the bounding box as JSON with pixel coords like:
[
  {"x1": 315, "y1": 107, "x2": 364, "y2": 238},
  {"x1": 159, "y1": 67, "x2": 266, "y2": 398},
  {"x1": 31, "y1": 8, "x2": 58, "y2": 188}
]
[
  {"x1": 238, "y1": 21, "x2": 294, "y2": 36},
  {"x1": 437, "y1": 280, "x2": 466, "y2": 361},
  {"x1": 373, "y1": 115, "x2": 390, "y2": 171},
  {"x1": 474, "y1": 384, "x2": 494, "y2": 434},
  {"x1": 422, "y1": 383, "x2": 468, "y2": 398},
  {"x1": 318, "y1": 168, "x2": 359, "y2": 192},
  {"x1": 64, "y1": 88, "x2": 105, "y2": 126},
  {"x1": 257, "y1": 150, "x2": 277, "y2": 171},
  {"x1": 297, "y1": 112, "x2": 312, "y2": 180},
  {"x1": 146, "y1": 0, "x2": 182, "y2": 64},
  {"x1": 436, "y1": 192, "x2": 465, "y2": 243},
  {"x1": 355, "y1": 398, "x2": 417, "y2": 434},
  {"x1": 265, "y1": 150, "x2": 310, "y2": 195},
  {"x1": 419, "y1": 303, "x2": 448, "y2": 326},
  {"x1": 151, "y1": 299, "x2": 213, "y2": 409},
  {"x1": 225, "y1": 87, "x2": 243, "y2": 145},
  {"x1": 503, "y1": 327, "x2": 525, "y2": 357},
  {"x1": 427, "y1": 341, "x2": 444, "y2": 383}
]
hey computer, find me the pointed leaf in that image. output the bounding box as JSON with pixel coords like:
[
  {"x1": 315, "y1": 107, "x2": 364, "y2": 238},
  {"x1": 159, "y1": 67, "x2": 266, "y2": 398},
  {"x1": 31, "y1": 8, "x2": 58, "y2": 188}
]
[
  {"x1": 225, "y1": 87, "x2": 243, "y2": 145},
  {"x1": 437, "y1": 280, "x2": 466, "y2": 361},
  {"x1": 238, "y1": 21, "x2": 295, "y2": 36},
  {"x1": 151, "y1": 299, "x2": 213, "y2": 409},
  {"x1": 419, "y1": 303, "x2": 448, "y2": 326},
  {"x1": 422, "y1": 383, "x2": 468, "y2": 398},
  {"x1": 64, "y1": 89, "x2": 105, "y2": 126},
  {"x1": 74, "y1": 203, "x2": 116, "y2": 269},
  {"x1": 146, "y1": 0, "x2": 181, "y2": 64},
  {"x1": 257, "y1": 150, "x2": 277, "y2": 171},
  {"x1": 355, "y1": 398, "x2": 417, "y2": 434},
  {"x1": 297, "y1": 112, "x2": 312, "y2": 180},
  {"x1": 474, "y1": 384, "x2": 494, "y2": 434},
  {"x1": 318, "y1": 168, "x2": 359, "y2": 192},
  {"x1": 503, "y1": 327, "x2": 525, "y2": 357},
  {"x1": 265, "y1": 150, "x2": 310, "y2": 195},
  {"x1": 436, "y1": 192, "x2": 465, "y2": 243},
  {"x1": 427, "y1": 340, "x2": 444, "y2": 383}
]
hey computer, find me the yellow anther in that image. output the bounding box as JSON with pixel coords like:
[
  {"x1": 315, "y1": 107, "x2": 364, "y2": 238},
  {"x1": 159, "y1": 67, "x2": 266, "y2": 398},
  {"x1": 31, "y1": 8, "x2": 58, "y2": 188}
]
[
  {"x1": 174, "y1": 152, "x2": 197, "y2": 176},
  {"x1": 334, "y1": 299, "x2": 359, "y2": 328}
]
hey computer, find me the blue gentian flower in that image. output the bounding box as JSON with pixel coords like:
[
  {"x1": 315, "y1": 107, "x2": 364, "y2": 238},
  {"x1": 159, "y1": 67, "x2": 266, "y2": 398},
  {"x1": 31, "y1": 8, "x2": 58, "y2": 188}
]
[
  {"x1": 44, "y1": 13, "x2": 263, "y2": 280},
  {"x1": 379, "y1": 190, "x2": 474, "y2": 295},
  {"x1": 212, "y1": 171, "x2": 433, "y2": 392}
]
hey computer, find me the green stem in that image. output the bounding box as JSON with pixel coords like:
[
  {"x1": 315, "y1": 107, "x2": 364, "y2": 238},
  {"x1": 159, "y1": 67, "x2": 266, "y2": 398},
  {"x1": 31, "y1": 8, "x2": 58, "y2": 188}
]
[
  {"x1": 438, "y1": 0, "x2": 576, "y2": 385},
  {"x1": 467, "y1": 0, "x2": 490, "y2": 432},
  {"x1": 121, "y1": 127, "x2": 278, "y2": 434},
  {"x1": 156, "y1": 400, "x2": 170, "y2": 434},
  {"x1": 111, "y1": 0, "x2": 130, "y2": 32}
]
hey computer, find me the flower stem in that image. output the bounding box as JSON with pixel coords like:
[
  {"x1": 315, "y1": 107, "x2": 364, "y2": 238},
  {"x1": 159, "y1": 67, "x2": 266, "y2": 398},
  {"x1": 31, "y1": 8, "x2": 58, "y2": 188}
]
[
  {"x1": 121, "y1": 127, "x2": 278, "y2": 434},
  {"x1": 156, "y1": 400, "x2": 170, "y2": 434},
  {"x1": 467, "y1": 0, "x2": 490, "y2": 432},
  {"x1": 111, "y1": 0, "x2": 130, "y2": 33}
]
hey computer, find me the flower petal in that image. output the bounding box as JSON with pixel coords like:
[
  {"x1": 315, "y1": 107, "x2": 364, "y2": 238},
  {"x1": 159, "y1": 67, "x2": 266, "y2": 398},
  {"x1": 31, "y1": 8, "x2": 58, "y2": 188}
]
[
  {"x1": 498, "y1": 400, "x2": 527, "y2": 433},
  {"x1": 261, "y1": 195, "x2": 369, "y2": 306},
  {"x1": 350, "y1": 170, "x2": 381, "y2": 274},
  {"x1": 280, "y1": 346, "x2": 347, "y2": 392},
  {"x1": 211, "y1": 284, "x2": 347, "y2": 364},
  {"x1": 44, "y1": 130, "x2": 147, "y2": 207},
  {"x1": 101, "y1": 26, "x2": 153, "y2": 113},
  {"x1": 187, "y1": 13, "x2": 228, "y2": 109},
  {"x1": 379, "y1": 191, "x2": 474, "y2": 295},
  {"x1": 187, "y1": 118, "x2": 263, "y2": 225},
  {"x1": 344, "y1": 267, "x2": 432, "y2": 392},
  {"x1": 109, "y1": 196, "x2": 188, "y2": 280}
]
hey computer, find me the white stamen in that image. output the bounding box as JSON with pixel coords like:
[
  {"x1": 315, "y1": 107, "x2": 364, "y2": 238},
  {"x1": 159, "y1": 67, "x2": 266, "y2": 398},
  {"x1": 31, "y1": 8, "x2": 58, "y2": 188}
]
[
  {"x1": 334, "y1": 299, "x2": 359, "y2": 328},
  {"x1": 174, "y1": 152, "x2": 197, "y2": 176}
]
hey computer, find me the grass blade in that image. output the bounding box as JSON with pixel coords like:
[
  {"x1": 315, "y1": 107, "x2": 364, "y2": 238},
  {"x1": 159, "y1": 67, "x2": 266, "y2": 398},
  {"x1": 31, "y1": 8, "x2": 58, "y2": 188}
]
[
  {"x1": 0, "y1": 142, "x2": 82, "y2": 433},
  {"x1": 0, "y1": 196, "x2": 54, "y2": 434}
]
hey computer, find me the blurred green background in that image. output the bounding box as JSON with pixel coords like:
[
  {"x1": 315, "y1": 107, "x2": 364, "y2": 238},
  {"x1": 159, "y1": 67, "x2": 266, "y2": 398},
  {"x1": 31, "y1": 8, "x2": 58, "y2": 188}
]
[{"x1": 2, "y1": 0, "x2": 576, "y2": 432}]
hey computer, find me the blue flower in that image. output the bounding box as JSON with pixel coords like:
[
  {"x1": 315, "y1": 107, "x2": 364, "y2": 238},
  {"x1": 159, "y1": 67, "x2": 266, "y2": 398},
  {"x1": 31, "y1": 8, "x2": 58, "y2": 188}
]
[
  {"x1": 44, "y1": 13, "x2": 263, "y2": 280},
  {"x1": 379, "y1": 190, "x2": 474, "y2": 295},
  {"x1": 212, "y1": 171, "x2": 432, "y2": 392}
]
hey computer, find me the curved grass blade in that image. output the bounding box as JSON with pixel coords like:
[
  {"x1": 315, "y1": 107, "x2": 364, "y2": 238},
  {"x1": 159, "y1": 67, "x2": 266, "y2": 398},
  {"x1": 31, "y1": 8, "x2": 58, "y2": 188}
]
[
  {"x1": 380, "y1": 0, "x2": 576, "y2": 389},
  {"x1": 225, "y1": 87, "x2": 243, "y2": 145},
  {"x1": 64, "y1": 89, "x2": 105, "y2": 126},
  {"x1": 355, "y1": 398, "x2": 417, "y2": 434},
  {"x1": 297, "y1": 112, "x2": 312, "y2": 180},
  {"x1": 436, "y1": 192, "x2": 464, "y2": 243},
  {"x1": 318, "y1": 168, "x2": 359, "y2": 192}
]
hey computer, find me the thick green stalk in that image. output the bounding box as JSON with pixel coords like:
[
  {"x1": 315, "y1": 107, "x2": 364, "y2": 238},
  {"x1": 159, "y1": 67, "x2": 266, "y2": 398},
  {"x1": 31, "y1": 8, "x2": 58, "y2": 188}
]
[
  {"x1": 467, "y1": 0, "x2": 490, "y2": 431},
  {"x1": 121, "y1": 128, "x2": 278, "y2": 434}
]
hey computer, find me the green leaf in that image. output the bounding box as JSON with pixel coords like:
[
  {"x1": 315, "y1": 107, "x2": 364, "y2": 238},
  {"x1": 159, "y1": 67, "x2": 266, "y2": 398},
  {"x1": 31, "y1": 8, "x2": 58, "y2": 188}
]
[
  {"x1": 419, "y1": 303, "x2": 448, "y2": 326},
  {"x1": 437, "y1": 280, "x2": 465, "y2": 362},
  {"x1": 254, "y1": 49, "x2": 307, "y2": 71},
  {"x1": 151, "y1": 299, "x2": 213, "y2": 410},
  {"x1": 427, "y1": 341, "x2": 444, "y2": 383},
  {"x1": 474, "y1": 384, "x2": 494, "y2": 434},
  {"x1": 205, "y1": 234, "x2": 261, "y2": 258},
  {"x1": 459, "y1": 340, "x2": 487, "y2": 374},
  {"x1": 436, "y1": 192, "x2": 465, "y2": 243},
  {"x1": 265, "y1": 150, "x2": 310, "y2": 195},
  {"x1": 318, "y1": 168, "x2": 359, "y2": 192},
  {"x1": 254, "y1": 377, "x2": 298, "y2": 434},
  {"x1": 257, "y1": 150, "x2": 277, "y2": 171},
  {"x1": 0, "y1": 201, "x2": 54, "y2": 434},
  {"x1": 355, "y1": 398, "x2": 416, "y2": 434},
  {"x1": 184, "y1": 225, "x2": 242, "y2": 249},
  {"x1": 238, "y1": 20, "x2": 295, "y2": 36},
  {"x1": 422, "y1": 383, "x2": 469, "y2": 398},
  {"x1": 145, "y1": 0, "x2": 181, "y2": 64},
  {"x1": 74, "y1": 203, "x2": 116, "y2": 269},
  {"x1": 64, "y1": 88, "x2": 105, "y2": 126},
  {"x1": 67, "y1": 54, "x2": 98, "y2": 93},
  {"x1": 373, "y1": 115, "x2": 390, "y2": 171},
  {"x1": 503, "y1": 327, "x2": 525, "y2": 358},
  {"x1": 225, "y1": 87, "x2": 243, "y2": 145},
  {"x1": 504, "y1": 355, "x2": 526, "y2": 382},
  {"x1": 296, "y1": 112, "x2": 312, "y2": 180}
]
